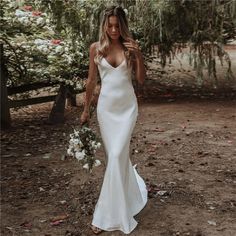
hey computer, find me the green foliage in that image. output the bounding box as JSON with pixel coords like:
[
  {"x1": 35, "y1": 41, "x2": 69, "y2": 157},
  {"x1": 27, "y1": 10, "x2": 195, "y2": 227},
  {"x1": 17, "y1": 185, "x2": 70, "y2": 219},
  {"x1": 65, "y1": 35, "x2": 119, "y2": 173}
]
[
  {"x1": 1, "y1": 0, "x2": 235, "y2": 89},
  {"x1": 1, "y1": 0, "x2": 88, "y2": 88},
  {"x1": 125, "y1": 0, "x2": 236, "y2": 83}
]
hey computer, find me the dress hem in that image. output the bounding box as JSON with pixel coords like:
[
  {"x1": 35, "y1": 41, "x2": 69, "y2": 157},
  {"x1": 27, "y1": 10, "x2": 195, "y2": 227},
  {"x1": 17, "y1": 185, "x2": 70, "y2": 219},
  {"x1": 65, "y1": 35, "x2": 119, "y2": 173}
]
[{"x1": 92, "y1": 187, "x2": 148, "y2": 235}]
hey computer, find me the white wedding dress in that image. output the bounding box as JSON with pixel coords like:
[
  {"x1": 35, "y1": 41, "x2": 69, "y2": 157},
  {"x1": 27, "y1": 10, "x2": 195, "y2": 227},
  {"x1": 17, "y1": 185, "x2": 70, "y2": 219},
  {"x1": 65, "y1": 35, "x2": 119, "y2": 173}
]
[{"x1": 92, "y1": 56, "x2": 148, "y2": 234}]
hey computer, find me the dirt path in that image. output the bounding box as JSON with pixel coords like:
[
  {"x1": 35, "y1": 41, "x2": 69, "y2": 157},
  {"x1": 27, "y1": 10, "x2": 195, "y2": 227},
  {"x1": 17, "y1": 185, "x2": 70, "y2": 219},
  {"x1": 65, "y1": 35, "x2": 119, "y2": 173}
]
[{"x1": 1, "y1": 97, "x2": 236, "y2": 236}]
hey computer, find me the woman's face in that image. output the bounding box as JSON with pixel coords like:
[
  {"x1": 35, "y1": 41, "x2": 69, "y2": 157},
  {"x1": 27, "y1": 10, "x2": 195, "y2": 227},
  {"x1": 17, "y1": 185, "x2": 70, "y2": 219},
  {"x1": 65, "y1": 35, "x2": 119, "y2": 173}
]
[{"x1": 106, "y1": 16, "x2": 120, "y2": 40}]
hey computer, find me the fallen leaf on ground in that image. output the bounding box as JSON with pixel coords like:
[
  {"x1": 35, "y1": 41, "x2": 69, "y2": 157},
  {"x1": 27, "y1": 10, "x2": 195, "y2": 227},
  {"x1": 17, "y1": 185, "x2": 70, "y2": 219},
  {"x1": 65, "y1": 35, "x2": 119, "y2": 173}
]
[
  {"x1": 50, "y1": 214, "x2": 69, "y2": 222},
  {"x1": 207, "y1": 220, "x2": 217, "y2": 226},
  {"x1": 50, "y1": 220, "x2": 64, "y2": 226},
  {"x1": 20, "y1": 221, "x2": 32, "y2": 228}
]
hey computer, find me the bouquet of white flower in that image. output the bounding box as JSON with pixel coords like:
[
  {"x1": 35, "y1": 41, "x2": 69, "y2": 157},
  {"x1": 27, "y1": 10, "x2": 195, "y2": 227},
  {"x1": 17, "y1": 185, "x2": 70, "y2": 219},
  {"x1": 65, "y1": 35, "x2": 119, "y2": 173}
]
[{"x1": 67, "y1": 124, "x2": 101, "y2": 172}]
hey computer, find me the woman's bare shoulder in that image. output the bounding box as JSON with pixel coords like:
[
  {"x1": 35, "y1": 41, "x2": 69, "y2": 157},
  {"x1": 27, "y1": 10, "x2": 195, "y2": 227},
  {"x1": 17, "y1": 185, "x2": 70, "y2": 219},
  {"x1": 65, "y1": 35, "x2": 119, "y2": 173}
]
[{"x1": 90, "y1": 41, "x2": 99, "y2": 52}]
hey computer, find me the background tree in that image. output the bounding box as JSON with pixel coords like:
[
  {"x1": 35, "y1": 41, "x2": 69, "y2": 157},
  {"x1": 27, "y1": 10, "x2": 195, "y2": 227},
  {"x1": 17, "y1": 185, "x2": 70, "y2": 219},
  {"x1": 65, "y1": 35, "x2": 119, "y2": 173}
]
[{"x1": 1, "y1": 0, "x2": 235, "y2": 128}]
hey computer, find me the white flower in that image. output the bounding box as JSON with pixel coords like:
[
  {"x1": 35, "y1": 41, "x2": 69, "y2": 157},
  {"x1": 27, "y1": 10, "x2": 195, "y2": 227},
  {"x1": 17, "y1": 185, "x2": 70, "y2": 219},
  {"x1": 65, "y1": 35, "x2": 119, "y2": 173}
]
[
  {"x1": 34, "y1": 39, "x2": 49, "y2": 45},
  {"x1": 73, "y1": 138, "x2": 80, "y2": 145},
  {"x1": 15, "y1": 9, "x2": 29, "y2": 17},
  {"x1": 124, "y1": 8, "x2": 128, "y2": 15},
  {"x1": 18, "y1": 17, "x2": 30, "y2": 25},
  {"x1": 96, "y1": 142, "x2": 101, "y2": 148},
  {"x1": 83, "y1": 163, "x2": 89, "y2": 170},
  {"x1": 37, "y1": 45, "x2": 49, "y2": 53},
  {"x1": 65, "y1": 80, "x2": 70, "y2": 85},
  {"x1": 67, "y1": 148, "x2": 73, "y2": 156},
  {"x1": 55, "y1": 45, "x2": 64, "y2": 54},
  {"x1": 65, "y1": 55, "x2": 73, "y2": 64},
  {"x1": 94, "y1": 159, "x2": 101, "y2": 167},
  {"x1": 91, "y1": 141, "x2": 96, "y2": 148},
  {"x1": 75, "y1": 150, "x2": 85, "y2": 161},
  {"x1": 76, "y1": 83, "x2": 83, "y2": 90},
  {"x1": 36, "y1": 17, "x2": 45, "y2": 26},
  {"x1": 9, "y1": 1, "x2": 18, "y2": 8},
  {"x1": 73, "y1": 129, "x2": 79, "y2": 136},
  {"x1": 47, "y1": 55, "x2": 57, "y2": 61},
  {"x1": 69, "y1": 139, "x2": 74, "y2": 145},
  {"x1": 43, "y1": 26, "x2": 54, "y2": 34}
]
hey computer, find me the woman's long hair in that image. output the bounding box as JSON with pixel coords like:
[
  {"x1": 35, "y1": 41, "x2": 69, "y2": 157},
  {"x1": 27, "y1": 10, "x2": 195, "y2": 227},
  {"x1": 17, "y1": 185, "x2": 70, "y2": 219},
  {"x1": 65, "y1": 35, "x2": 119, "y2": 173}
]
[{"x1": 95, "y1": 5, "x2": 135, "y2": 67}]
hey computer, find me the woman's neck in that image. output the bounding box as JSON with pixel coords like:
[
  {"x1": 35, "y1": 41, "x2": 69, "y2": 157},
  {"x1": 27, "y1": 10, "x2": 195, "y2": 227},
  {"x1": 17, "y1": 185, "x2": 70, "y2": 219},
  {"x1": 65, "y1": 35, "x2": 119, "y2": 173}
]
[{"x1": 110, "y1": 39, "x2": 122, "y2": 48}]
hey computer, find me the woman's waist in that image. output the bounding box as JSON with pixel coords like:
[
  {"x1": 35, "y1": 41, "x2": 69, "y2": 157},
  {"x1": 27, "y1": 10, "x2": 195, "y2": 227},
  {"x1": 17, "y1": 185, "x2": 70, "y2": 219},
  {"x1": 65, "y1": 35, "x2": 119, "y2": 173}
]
[
  {"x1": 98, "y1": 88, "x2": 136, "y2": 100},
  {"x1": 100, "y1": 82, "x2": 134, "y2": 93},
  {"x1": 97, "y1": 95, "x2": 138, "y2": 113}
]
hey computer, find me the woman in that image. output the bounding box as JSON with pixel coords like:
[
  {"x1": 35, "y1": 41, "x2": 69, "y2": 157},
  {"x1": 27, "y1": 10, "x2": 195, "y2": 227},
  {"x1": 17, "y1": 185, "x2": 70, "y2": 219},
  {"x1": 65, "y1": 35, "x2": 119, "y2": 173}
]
[{"x1": 80, "y1": 5, "x2": 148, "y2": 235}]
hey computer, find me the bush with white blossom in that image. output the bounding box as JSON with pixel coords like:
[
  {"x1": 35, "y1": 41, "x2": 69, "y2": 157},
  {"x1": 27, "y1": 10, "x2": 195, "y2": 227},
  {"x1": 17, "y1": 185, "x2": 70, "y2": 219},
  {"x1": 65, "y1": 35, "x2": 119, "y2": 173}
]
[
  {"x1": 1, "y1": 0, "x2": 87, "y2": 90},
  {"x1": 67, "y1": 126, "x2": 102, "y2": 172}
]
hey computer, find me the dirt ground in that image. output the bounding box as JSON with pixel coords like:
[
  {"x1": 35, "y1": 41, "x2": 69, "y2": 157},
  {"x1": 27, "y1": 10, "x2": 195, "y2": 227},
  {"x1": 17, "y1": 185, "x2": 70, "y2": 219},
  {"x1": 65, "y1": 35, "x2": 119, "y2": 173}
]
[
  {"x1": 1, "y1": 97, "x2": 236, "y2": 236},
  {"x1": 1, "y1": 48, "x2": 236, "y2": 236}
]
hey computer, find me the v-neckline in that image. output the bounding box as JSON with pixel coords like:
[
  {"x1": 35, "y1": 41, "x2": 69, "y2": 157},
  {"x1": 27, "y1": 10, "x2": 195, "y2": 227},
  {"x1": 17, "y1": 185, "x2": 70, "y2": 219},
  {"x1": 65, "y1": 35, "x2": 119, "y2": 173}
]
[{"x1": 103, "y1": 57, "x2": 126, "y2": 69}]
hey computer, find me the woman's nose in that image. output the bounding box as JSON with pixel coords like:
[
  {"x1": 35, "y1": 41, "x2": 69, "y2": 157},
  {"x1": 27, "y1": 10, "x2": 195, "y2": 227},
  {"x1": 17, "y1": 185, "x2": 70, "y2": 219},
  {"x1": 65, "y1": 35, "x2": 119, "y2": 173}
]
[{"x1": 112, "y1": 27, "x2": 117, "y2": 32}]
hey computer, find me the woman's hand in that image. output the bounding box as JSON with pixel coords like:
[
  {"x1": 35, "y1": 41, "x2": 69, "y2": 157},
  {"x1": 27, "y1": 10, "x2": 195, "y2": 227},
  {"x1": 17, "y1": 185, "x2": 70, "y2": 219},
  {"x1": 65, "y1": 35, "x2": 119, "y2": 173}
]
[
  {"x1": 80, "y1": 110, "x2": 90, "y2": 125},
  {"x1": 123, "y1": 40, "x2": 141, "y2": 57},
  {"x1": 124, "y1": 39, "x2": 146, "y2": 85}
]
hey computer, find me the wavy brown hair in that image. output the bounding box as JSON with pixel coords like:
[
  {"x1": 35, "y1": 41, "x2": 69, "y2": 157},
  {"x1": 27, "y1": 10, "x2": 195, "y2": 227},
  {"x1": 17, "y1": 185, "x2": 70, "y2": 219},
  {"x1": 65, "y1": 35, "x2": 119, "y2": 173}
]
[{"x1": 95, "y1": 5, "x2": 135, "y2": 68}]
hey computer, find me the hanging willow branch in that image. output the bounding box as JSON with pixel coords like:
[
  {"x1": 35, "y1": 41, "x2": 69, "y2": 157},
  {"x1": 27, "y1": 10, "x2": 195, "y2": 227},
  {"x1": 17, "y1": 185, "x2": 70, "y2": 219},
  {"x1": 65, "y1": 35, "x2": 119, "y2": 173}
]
[{"x1": 125, "y1": 0, "x2": 236, "y2": 84}]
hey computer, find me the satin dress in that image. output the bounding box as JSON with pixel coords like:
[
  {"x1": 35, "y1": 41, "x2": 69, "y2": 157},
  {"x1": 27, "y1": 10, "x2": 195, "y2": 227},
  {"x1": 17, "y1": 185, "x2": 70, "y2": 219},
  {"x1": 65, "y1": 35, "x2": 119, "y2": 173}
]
[{"x1": 92, "y1": 56, "x2": 148, "y2": 234}]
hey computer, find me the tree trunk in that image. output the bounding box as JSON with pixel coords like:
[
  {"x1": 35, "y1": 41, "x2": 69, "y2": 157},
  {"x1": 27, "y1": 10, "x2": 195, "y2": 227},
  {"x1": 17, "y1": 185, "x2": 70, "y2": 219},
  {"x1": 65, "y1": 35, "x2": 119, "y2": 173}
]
[
  {"x1": 0, "y1": 43, "x2": 11, "y2": 129},
  {"x1": 48, "y1": 84, "x2": 67, "y2": 124}
]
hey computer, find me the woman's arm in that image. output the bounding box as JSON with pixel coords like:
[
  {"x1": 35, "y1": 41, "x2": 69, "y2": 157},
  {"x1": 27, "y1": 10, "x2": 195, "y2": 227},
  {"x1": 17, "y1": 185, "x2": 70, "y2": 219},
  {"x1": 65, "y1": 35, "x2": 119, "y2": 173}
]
[
  {"x1": 133, "y1": 51, "x2": 146, "y2": 85},
  {"x1": 123, "y1": 40, "x2": 146, "y2": 84},
  {"x1": 80, "y1": 42, "x2": 98, "y2": 124}
]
